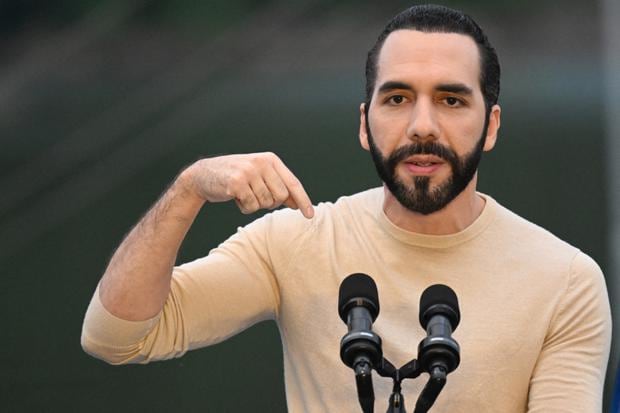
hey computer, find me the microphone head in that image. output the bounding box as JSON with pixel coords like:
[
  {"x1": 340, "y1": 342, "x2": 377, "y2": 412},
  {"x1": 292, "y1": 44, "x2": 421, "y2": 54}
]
[
  {"x1": 338, "y1": 273, "x2": 380, "y2": 323},
  {"x1": 419, "y1": 284, "x2": 460, "y2": 330}
]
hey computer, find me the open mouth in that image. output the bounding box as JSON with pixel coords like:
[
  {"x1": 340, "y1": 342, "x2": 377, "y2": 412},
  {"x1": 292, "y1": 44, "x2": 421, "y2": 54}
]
[
  {"x1": 409, "y1": 161, "x2": 441, "y2": 167},
  {"x1": 403, "y1": 157, "x2": 445, "y2": 175}
]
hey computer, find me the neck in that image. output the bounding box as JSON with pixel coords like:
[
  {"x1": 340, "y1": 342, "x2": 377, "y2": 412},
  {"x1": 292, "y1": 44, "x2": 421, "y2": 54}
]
[{"x1": 382, "y1": 176, "x2": 485, "y2": 235}]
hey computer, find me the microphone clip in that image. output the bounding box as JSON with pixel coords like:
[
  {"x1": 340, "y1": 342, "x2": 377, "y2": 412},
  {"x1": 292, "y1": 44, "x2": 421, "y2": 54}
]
[{"x1": 375, "y1": 355, "x2": 447, "y2": 413}]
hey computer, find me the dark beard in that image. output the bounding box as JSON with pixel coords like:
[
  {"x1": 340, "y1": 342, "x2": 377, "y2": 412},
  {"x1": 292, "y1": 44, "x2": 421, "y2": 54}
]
[{"x1": 365, "y1": 114, "x2": 489, "y2": 215}]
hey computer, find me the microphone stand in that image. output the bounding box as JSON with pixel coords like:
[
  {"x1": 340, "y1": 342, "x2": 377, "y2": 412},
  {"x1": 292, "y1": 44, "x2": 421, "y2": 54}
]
[
  {"x1": 412, "y1": 366, "x2": 446, "y2": 413},
  {"x1": 375, "y1": 358, "x2": 404, "y2": 413},
  {"x1": 354, "y1": 358, "x2": 375, "y2": 413},
  {"x1": 375, "y1": 357, "x2": 445, "y2": 413}
]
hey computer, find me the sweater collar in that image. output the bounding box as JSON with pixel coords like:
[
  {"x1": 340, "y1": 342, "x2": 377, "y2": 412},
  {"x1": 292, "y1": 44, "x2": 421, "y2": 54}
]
[{"x1": 376, "y1": 191, "x2": 497, "y2": 248}]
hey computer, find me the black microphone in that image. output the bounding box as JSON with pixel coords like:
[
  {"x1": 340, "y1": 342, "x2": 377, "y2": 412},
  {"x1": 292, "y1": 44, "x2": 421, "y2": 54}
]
[
  {"x1": 414, "y1": 284, "x2": 461, "y2": 413},
  {"x1": 339, "y1": 273, "x2": 383, "y2": 413}
]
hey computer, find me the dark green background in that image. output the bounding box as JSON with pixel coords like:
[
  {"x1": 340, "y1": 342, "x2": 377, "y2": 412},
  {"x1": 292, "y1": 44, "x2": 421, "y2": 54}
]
[{"x1": 0, "y1": 0, "x2": 612, "y2": 411}]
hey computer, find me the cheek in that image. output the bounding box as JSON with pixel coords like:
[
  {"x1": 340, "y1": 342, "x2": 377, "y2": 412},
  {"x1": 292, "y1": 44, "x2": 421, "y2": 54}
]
[
  {"x1": 440, "y1": 112, "x2": 485, "y2": 150},
  {"x1": 369, "y1": 111, "x2": 408, "y2": 150}
]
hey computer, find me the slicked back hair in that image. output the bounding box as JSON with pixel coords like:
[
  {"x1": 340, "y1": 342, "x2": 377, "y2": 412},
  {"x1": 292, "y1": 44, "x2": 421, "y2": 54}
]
[{"x1": 365, "y1": 4, "x2": 500, "y2": 114}]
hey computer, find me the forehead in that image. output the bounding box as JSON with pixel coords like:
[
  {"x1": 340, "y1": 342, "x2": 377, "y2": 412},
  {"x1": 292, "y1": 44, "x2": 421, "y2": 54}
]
[{"x1": 375, "y1": 30, "x2": 481, "y2": 92}]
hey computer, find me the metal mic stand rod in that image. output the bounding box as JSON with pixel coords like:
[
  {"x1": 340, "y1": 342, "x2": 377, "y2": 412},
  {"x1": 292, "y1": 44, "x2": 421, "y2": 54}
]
[
  {"x1": 386, "y1": 380, "x2": 406, "y2": 413},
  {"x1": 413, "y1": 366, "x2": 446, "y2": 413},
  {"x1": 354, "y1": 357, "x2": 375, "y2": 413}
]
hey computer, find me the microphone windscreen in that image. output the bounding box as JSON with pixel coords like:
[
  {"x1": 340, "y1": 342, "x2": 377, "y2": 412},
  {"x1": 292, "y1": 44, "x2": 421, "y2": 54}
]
[
  {"x1": 419, "y1": 284, "x2": 460, "y2": 330},
  {"x1": 338, "y1": 273, "x2": 380, "y2": 322}
]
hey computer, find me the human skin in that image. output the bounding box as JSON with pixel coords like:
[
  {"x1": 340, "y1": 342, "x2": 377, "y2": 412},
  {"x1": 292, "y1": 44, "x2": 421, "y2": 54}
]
[
  {"x1": 98, "y1": 30, "x2": 501, "y2": 322},
  {"x1": 98, "y1": 153, "x2": 314, "y2": 321},
  {"x1": 359, "y1": 30, "x2": 501, "y2": 235}
]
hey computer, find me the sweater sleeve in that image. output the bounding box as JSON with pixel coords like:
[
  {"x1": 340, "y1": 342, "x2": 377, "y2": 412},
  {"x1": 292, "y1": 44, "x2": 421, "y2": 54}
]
[
  {"x1": 81, "y1": 210, "x2": 299, "y2": 365},
  {"x1": 527, "y1": 251, "x2": 612, "y2": 412}
]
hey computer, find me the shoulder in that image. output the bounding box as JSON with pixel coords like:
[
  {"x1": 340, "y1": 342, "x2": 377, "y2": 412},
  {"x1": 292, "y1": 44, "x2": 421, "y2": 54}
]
[
  {"x1": 566, "y1": 251, "x2": 607, "y2": 302},
  {"x1": 237, "y1": 187, "x2": 382, "y2": 243},
  {"x1": 264, "y1": 187, "x2": 382, "y2": 229},
  {"x1": 482, "y1": 194, "x2": 608, "y2": 292},
  {"x1": 483, "y1": 195, "x2": 610, "y2": 335},
  {"x1": 313, "y1": 187, "x2": 383, "y2": 221},
  {"x1": 484, "y1": 194, "x2": 581, "y2": 263}
]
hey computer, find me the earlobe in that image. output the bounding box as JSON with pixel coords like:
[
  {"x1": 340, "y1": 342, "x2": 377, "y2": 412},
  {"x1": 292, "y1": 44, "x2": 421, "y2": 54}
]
[
  {"x1": 483, "y1": 104, "x2": 501, "y2": 152},
  {"x1": 359, "y1": 103, "x2": 370, "y2": 151}
]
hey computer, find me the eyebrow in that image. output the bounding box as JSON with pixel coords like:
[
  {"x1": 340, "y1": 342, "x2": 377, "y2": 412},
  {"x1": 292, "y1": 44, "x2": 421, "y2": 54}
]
[
  {"x1": 377, "y1": 81, "x2": 414, "y2": 95},
  {"x1": 376, "y1": 80, "x2": 474, "y2": 96},
  {"x1": 436, "y1": 83, "x2": 473, "y2": 95}
]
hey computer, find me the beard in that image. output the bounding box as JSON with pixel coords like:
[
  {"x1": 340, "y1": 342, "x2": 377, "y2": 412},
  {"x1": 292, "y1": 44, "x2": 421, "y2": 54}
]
[{"x1": 365, "y1": 114, "x2": 489, "y2": 215}]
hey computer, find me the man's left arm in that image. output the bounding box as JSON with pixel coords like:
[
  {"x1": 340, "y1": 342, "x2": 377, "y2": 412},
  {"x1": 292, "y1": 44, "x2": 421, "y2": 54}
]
[{"x1": 527, "y1": 251, "x2": 612, "y2": 412}]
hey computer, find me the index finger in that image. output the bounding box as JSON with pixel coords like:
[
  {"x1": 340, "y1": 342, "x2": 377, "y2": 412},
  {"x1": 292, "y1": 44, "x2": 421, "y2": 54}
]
[{"x1": 272, "y1": 159, "x2": 314, "y2": 219}]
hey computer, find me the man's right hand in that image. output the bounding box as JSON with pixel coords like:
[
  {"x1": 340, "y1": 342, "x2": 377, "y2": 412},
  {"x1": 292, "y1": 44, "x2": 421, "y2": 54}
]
[
  {"x1": 182, "y1": 152, "x2": 314, "y2": 219},
  {"x1": 92, "y1": 151, "x2": 312, "y2": 322}
]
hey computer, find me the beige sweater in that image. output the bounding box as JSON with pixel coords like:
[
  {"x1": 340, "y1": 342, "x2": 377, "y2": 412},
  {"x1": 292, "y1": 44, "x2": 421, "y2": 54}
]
[{"x1": 82, "y1": 188, "x2": 611, "y2": 412}]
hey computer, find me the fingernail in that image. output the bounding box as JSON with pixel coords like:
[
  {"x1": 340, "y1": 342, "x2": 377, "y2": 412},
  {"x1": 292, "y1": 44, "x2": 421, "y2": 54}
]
[{"x1": 306, "y1": 206, "x2": 314, "y2": 218}]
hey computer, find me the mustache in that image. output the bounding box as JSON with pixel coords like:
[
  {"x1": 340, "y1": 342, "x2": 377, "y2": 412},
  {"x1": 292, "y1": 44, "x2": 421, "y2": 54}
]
[{"x1": 387, "y1": 141, "x2": 459, "y2": 166}]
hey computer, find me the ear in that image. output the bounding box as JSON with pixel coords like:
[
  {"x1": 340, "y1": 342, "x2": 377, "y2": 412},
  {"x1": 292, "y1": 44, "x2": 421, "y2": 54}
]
[
  {"x1": 359, "y1": 103, "x2": 370, "y2": 151},
  {"x1": 483, "y1": 104, "x2": 501, "y2": 152}
]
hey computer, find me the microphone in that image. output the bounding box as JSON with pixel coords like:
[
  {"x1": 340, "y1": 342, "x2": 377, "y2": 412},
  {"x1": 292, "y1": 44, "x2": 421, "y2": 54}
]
[
  {"x1": 339, "y1": 273, "x2": 383, "y2": 413},
  {"x1": 414, "y1": 284, "x2": 461, "y2": 413}
]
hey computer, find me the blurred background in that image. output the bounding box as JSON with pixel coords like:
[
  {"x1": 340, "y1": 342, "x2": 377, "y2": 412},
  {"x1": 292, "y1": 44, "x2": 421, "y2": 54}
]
[{"x1": 1, "y1": 0, "x2": 618, "y2": 411}]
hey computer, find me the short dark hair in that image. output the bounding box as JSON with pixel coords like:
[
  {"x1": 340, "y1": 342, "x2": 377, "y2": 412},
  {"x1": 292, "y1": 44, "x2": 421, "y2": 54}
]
[{"x1": 365, "y1": 4, "x2": 500, "y2": 113}]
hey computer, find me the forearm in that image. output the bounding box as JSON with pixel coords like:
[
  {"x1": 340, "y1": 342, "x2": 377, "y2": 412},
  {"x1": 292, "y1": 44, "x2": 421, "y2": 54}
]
[
  {"x1": 94, "y1": 152, "x2": 312, "y2": 322},
  {"x1": 99, "y1": 168, "x2": 205, "y2": 321}
]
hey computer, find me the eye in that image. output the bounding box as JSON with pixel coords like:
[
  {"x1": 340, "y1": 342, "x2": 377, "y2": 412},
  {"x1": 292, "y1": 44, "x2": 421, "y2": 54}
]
[
  {"x1": 387, "y1": 95, "x2": 406, "y2": 105},
  {"x1": 443, "y1": 96, "x2": 464, "y2": 107}
]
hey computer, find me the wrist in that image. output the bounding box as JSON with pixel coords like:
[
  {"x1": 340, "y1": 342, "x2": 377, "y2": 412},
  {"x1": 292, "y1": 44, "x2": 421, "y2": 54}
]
[{"x1": 174, "y1": 165, "x2": 208, "y2": 206}]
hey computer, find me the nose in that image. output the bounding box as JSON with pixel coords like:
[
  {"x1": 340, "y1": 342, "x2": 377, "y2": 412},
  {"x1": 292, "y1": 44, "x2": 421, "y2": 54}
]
[{"x1": 405, "y1": 97, "x2": 440, "y2": 142}]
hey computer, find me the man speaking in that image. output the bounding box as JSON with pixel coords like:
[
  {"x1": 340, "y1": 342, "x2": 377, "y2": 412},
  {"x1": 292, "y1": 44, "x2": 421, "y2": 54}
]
[{"x1": 81, "y1": 4, "x2": 611, "y2": 412}]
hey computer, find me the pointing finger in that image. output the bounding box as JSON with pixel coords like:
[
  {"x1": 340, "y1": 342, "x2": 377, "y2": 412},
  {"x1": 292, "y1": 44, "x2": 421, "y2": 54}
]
[{"x1": 272, "y1": 159, "x2": 314, "y2": 219}]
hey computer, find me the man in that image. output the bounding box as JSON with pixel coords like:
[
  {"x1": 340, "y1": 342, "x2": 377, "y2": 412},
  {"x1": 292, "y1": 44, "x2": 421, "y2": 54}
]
[{"x1": 81, "y1": 5, "x2": 611, "y2": 412}]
